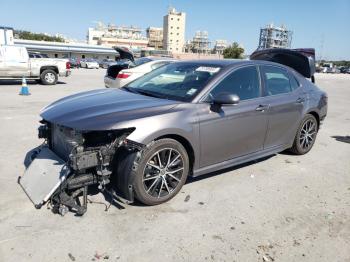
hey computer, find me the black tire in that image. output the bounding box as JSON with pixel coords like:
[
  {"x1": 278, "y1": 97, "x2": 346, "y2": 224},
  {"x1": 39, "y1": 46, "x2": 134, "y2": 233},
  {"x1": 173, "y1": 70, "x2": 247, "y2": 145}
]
[
  {"x1": 131, "y1": 139, "x2": 190, "y2": 205},
  {"x1": 289, "y1": 114, "x2": 318, "y2": 155},
  {"x1": 40, "y1": 69, "x2": 58, "y2": 85}
]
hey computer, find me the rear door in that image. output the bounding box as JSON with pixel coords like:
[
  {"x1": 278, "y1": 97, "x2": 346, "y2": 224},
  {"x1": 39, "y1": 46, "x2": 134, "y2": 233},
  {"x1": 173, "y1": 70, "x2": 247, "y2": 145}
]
[{"x1": 260, "y1": 65, "x2": 305, "y2": 149}]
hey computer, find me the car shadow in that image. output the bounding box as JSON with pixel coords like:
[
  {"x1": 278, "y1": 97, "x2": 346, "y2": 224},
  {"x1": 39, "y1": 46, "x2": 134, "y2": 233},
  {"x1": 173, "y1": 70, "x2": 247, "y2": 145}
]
[
  {"x1": 331, "y1": 135, "x2": 350, "y2": 144},
  {"x1": 23, "y1": 145, "x2": 43, "y2": 168},
  {"x1": 186, "y1": 155, "x2": 275, "y2": 184},
  {"x1": 0, "y1": 80, "x2": 66, "y2": 85}
]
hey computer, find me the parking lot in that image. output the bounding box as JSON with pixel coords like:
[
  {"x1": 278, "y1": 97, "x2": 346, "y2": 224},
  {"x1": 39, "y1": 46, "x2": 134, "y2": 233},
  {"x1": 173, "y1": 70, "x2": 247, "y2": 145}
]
[{"x1": 0, "y1": 70, "x2": 349, "y2": 261}]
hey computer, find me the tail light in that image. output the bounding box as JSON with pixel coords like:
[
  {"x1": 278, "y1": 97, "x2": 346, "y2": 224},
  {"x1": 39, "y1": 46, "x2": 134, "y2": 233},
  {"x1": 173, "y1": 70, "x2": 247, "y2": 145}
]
[
  {"x1": 66, "y1": 61, "x2": 71, "y2": 70},
  {"x1": 117, "y1": 72, "x2": 131, "y2": 79}
]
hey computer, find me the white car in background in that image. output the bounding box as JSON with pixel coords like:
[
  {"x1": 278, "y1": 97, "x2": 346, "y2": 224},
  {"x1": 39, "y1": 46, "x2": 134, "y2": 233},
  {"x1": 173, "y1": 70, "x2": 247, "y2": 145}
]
[
  {"x1": 80, "y1": 59, "x2": 99, "y2": 69},
  {"x1": 104, "y1": 57, "x2": 175, "y2": 88}
]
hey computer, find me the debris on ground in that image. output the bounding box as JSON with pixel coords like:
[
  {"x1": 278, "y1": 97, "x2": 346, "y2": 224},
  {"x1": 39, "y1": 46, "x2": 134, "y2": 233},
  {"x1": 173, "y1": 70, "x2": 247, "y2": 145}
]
[
  {"x1": 250, "y1": 174, "x2": 255, "y2": 178},
  {"x1": 230, "y1": 226, "x2": 235, "y2": 230},
  {"x1": 293, "y1": 240, "x2": 301, "y2": 246},
  {"x1": 285, "y1": 159, "x2": 292, "y2": 163},
  {"x1": 92, "y1": 252, "x2": 110, "y2": 260},
  {"x1": 184, "y1": 195, "x2": 190, "y2": 202},
  {"x1": 257, "y1": 244, "x2": 275, "y2": 262},
  {"x1": 68, "y1": 253, "x2": 76, "y2": 261},
  {"x1": 198, "y1": 201, "x2": 205, "y2": 205}
]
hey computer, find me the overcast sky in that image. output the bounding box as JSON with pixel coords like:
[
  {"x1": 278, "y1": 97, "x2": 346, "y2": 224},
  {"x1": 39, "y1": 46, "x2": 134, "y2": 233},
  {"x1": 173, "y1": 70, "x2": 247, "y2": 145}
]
[{"x1": 2, "y1": 0, "x2": 349, "y2": 60}]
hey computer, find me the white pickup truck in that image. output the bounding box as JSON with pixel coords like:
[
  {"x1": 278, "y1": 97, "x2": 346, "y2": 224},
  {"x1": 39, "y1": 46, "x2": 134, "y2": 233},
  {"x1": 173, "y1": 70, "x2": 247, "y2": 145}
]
[{"x1": 0, "y1": 45, "x2": 71, "y2": 85}]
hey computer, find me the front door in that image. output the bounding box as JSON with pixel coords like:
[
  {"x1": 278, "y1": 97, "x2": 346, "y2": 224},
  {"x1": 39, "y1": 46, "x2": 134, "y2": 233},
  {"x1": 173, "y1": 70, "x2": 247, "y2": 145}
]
[
  {"x1": 198, "y1": 65, "x2": 269, "y2": 167},
  {"x1": 3, "y1": 46, "x2": 29, "y2": 77}
]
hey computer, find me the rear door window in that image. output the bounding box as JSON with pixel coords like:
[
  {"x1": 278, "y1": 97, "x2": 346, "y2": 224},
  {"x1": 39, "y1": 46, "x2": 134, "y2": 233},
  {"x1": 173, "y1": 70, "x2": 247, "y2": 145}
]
[{"x1": 261, "y1": 66, "x2": 292, "y2": 96}]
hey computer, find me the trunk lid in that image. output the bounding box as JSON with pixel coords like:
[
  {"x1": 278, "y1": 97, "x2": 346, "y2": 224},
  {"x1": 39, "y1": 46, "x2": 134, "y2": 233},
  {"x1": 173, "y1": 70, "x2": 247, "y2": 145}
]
[{"x1": 250, "y1": 48, "x2": 316, "y2": 79}]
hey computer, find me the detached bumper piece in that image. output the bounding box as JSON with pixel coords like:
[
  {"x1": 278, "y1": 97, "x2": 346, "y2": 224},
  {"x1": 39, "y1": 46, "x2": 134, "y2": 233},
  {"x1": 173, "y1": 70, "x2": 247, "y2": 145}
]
[
  {"x1": 19, "y1": 147, "x2": 69, "y2": 208},
  {"x1": 20, "y1": 126, "x2": 144, "y2": 216}
]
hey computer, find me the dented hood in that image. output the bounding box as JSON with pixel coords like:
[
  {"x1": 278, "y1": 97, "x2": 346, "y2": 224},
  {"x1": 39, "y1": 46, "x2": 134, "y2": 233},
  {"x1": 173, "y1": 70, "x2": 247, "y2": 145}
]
[
  {"x1": 250, "y1": 48, "x2": 315, "y2": 78},
  {"x1": 41, "y1": 89, "x2": 178, "y2": 130}
]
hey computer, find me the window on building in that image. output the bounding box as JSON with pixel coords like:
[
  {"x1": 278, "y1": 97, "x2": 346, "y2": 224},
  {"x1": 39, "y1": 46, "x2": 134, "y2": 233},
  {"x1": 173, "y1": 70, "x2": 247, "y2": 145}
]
[
  {"x1": 54, "y1": 54, "x2": 58, "y2": 58},
  {"x1": 82, "y1": 55, "x2": 85, "y2": 59},
  {"x1": 177, "y1": 33, "x2": 179, "y2": 35},
  {"x1": 261, "y1": 66, "x2": 292, "y2": 96},
  {"x1": 177, "y1": 18, "x2": 180, "y2": 21}
]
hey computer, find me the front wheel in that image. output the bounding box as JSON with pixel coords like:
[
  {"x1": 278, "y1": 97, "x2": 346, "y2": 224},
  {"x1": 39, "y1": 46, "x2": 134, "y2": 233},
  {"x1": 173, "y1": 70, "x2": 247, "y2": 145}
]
[
  {"x1": 289, "y1": 114, "x2": 318, "y2": 155},
  {"x1": 133, "y1": 139, "x2": 190, "y2": 205},
  {"x1": 40, "y1": 69, "x2": 58, "y2": 85}
]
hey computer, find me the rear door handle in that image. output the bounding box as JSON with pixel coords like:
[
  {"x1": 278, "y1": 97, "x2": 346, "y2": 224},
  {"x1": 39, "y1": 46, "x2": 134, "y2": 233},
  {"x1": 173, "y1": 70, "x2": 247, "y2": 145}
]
[
  {"x1": 255, "y1": 104, "x2": 269, "y2": 112},
  {"x1": 296, "y1": 97, "x2": 305, "y2": 103}
]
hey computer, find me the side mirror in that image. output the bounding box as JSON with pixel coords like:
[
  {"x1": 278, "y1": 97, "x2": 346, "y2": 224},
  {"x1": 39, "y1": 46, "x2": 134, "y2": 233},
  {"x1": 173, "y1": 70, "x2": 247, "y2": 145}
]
[{"x1": 212, "y1": 93, "x2": 240, "y2": 106}]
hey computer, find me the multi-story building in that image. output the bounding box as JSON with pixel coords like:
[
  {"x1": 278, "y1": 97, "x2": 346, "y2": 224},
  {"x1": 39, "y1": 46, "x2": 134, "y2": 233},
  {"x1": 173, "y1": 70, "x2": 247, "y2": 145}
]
[
  {"x1": 146, "y1": 27, "x2": 163, "y2": 49},
  {"x1": 184, "y1": 31, "x2": 211, "y2": 54},
  {"x1": 213, "y1": 40, "x2": 228, "y2": 55},
  {"x1": 87, "y1": 22, "x2": 148, "y2": 50},
  {"x1": 258, "y1": 23, "x2": 292, "y2": 49},
  {"x1": 163, "y1": 7, "x2": 186, "y2": 54}
]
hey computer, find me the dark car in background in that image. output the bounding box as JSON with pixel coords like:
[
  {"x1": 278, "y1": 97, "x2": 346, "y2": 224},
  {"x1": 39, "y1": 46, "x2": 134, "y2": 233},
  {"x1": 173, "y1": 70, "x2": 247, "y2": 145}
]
[
  {"x1": 29, "y1": 52, "x2": 49, "y2": 58},
  {"x1": 99, "y1": 58, "x2": 116, "y2": 69},
  {"x1": 20, "y1": 49, "x2": 327, "y2": 215},
  {"x1": 68, "y1": 58, "x2": 80, "y2": 68}
]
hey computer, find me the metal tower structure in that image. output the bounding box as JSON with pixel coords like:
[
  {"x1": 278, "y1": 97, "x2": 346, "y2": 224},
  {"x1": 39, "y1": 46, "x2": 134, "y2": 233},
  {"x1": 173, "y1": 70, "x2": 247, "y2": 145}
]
[{"x1": 258, "y1": 24, "x2": 293, "y2": 50}]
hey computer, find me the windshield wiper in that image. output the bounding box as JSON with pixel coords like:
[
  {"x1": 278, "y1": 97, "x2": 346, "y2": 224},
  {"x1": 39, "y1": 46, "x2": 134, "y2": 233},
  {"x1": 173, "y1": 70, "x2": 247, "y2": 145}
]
[
  {"x1": 121, "y1": 86, "x2": 137, "y2": 93},
  {"x1": 134, "y1": 89, "x2": 166, "y2": 99}
]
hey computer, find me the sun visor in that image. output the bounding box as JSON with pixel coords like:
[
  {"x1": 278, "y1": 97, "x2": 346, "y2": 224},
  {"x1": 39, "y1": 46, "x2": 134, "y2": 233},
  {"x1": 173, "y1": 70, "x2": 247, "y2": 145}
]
[{"x1": 250, "y1": 48, "x2": 315, "y2": 78}]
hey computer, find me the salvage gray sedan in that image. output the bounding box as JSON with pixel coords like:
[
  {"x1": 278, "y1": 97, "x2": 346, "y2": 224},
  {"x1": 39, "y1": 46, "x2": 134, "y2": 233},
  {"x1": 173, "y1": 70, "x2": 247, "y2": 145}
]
[{"x1": 20, "y1": 58, "x2": 327, "y2": 215}]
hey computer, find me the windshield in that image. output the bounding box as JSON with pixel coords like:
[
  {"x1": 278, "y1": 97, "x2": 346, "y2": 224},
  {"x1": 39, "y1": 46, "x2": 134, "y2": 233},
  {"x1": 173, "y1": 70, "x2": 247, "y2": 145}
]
[{"x1": 125, "y1": 62, "x2": 222, "y2": 102}]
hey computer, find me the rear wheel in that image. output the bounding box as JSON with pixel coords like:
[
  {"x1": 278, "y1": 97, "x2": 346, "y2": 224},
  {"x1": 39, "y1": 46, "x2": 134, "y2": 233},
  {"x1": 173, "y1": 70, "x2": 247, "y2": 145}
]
[
  {"x1": 133, "y1": 139, "x2": 190, "y2": 205},
  {"x1": 40, "y1": 69, "x2": 58, "y2": 85},
  {"x1": 289, "y1": 114, "x2": 318, "y2": 155}
]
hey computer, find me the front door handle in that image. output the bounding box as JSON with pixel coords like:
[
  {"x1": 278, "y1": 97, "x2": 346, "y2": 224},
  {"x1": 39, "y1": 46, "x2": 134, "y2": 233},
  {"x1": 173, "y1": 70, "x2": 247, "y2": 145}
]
[
  {"x1": 296, "y1": 97, "x2": 305, "y2": 103},
  {"x1": 255, "y1": 104, "x2": 269, "y2": 112}
]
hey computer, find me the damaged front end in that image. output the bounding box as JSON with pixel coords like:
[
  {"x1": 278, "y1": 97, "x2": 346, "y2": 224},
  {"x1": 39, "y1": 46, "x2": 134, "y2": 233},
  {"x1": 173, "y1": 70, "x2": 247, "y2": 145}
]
[{"x1": 19, "y1": 121, "x2": 144, "y2": 216}]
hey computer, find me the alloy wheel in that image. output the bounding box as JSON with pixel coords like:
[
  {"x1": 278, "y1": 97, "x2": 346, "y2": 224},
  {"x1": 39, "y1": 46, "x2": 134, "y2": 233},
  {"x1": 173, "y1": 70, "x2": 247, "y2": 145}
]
[
  {"x1": 299, "y1": 118, "x2": 317, "y2": 150},
  {"x1": 142, "y1": 148, "x2": 184, "y2": 198}
]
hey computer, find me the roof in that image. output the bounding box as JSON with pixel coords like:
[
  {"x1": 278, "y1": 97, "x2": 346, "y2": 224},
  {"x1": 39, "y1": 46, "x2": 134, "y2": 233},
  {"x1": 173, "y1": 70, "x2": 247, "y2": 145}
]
[
  {"x1": 174, "y1": 59, "x2": 254, "y2": 67},
  {"x1": 14, "y1": 39, "x2": 117, "y2": 55}
]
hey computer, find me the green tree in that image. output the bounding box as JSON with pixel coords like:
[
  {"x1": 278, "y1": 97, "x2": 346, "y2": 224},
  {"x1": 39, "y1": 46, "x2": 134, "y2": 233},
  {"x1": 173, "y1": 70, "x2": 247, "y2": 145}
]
[
  {"x1": 14, "y1": 30, "x2": 64, "y2": 42},
  {"x1": 223, "y1": 42, "x2": 244, "y2": 59}
]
